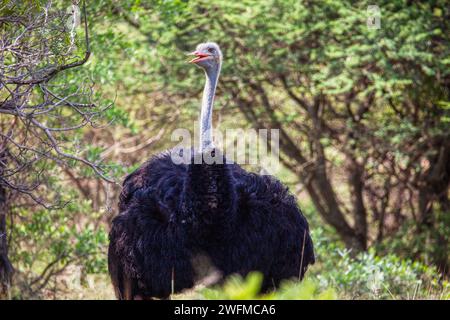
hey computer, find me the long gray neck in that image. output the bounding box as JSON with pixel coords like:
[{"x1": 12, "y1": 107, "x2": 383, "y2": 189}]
[{"x1": 199, "y1": 65, "x2": 220, "y2": 152}]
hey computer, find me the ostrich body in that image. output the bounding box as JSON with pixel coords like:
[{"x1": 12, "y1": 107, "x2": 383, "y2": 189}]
[{"x1": 108, "y1": 43, "x2": 315, "y2": 299}]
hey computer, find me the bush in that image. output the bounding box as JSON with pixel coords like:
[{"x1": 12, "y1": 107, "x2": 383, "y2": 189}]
[
  {"x1": 198, "y1": 272, "x2": 337, "y2": 300},
  {"x1": 310, "y1": 228, "x2": 449, "y2": 299},
  {"x1": 9, "y1": 194, "x2": 108, "y2": 299}
]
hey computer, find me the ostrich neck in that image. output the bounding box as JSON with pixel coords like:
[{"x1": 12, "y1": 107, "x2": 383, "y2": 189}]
[{"x1": 199, "y1": 65, "x2": 220, "y2": 152}]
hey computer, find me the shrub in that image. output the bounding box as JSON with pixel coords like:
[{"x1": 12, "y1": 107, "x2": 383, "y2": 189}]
[
  {"x1": 198, "y1": 272, "x2": 337, "y2": 300},
  {"x1": 310, "y1": 228, "x2": 449, "y2": 299}
]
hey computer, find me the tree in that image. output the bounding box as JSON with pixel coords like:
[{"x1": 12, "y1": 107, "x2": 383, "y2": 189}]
[{"x1": 0, "y1": 0, "x2": 115, "y2": 298}]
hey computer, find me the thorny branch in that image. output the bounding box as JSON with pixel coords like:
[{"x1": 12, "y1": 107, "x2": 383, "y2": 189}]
[{"x1": 0, "y1": 0, "x2": 116, "y2": 207}]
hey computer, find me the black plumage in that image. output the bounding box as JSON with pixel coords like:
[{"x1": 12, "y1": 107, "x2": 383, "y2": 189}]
[{"x1": 108, "y1": 150, "x2": 315, "y2": 299}]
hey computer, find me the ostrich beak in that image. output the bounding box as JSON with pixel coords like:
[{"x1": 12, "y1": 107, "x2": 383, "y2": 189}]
[{"x1": 187, "y1": 51, "x2": 211, "y2": 64}]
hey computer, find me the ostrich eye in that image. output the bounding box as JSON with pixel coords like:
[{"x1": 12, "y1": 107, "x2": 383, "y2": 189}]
[{"x1": 208, "y1": 47, "x2": 215, "y2": 53}]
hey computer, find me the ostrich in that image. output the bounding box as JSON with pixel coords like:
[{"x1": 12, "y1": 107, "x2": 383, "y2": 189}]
[{"x1": 108, "y1": 42, "x2": 315, "y2": 299}]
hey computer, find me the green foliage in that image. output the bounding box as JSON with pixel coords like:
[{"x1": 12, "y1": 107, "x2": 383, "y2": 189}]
[
  {"x1": 9, "y1": 186, "x2": 108, "y2": 298},
  {"x1": 376, "y1": 210, "x2": 450, "y2": 275},
  {"x1": 199, "y1": 272, "x2": 337, "y2": 300},
  {"x1": 311, "y1": 228, "x2": 449, "y2": 299}
]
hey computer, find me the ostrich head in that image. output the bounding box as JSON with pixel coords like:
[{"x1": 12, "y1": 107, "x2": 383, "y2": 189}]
[{"x1": 188, "y1": 42, "x2": 222, "y2": 71}]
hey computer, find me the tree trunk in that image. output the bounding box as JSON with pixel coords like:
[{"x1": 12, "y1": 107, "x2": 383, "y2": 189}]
[
  {"x1": 346, "y1": 156, "x2": 368, "y2": 250},
  {"x1": 305, "y1": 170, "x2": 366, "y2": 252},
  {"x1": 417, "y1": 141, "x2": 450, "y2": 274},
  {"x1": 0, "y1": 155, "x2": 14, "y2": 299}
]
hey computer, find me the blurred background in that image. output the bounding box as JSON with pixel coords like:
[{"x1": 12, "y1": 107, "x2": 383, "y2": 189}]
[{"x1": 0, "y1": 0, "x2": 448, "y2": 299}]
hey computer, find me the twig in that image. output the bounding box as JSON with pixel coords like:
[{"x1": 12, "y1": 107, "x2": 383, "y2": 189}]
[{"x1": 298, "y1": 229, "x2": 307, "y2": 280}]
